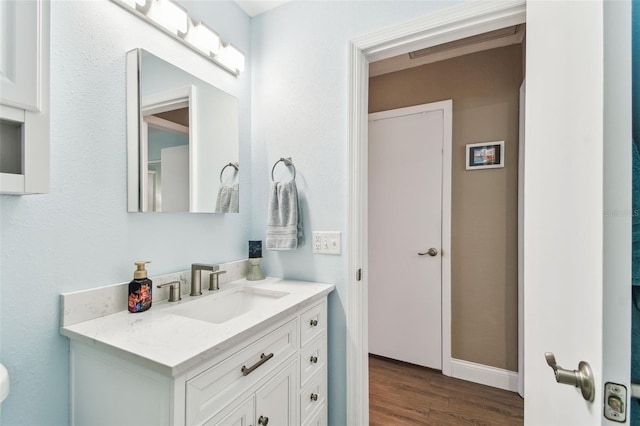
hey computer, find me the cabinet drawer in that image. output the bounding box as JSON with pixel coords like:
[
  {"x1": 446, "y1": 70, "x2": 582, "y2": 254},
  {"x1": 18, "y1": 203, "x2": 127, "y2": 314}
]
[
  {"x1": 186, "y1": 319, "x2": 297, "y2": 425},
  {"x1": 300, "y1": 301, "x2": 326, "y2": 347},
  {"x1": 300, "y1": 335, "x2": 326, "y2": 388},
  {"x1": 300, "y1": 373, "x2": 326, "y2": 425}
]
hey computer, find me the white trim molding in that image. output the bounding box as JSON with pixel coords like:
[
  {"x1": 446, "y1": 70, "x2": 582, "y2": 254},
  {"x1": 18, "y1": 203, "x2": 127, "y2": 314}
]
[
  {"x1": 346, "y1": 39, "x2": 370, "y2": 426},
  {"x1": 346, "y1": 1, "x2": 526, "y2": 424},
  {"x1": 450, "y1": 359, "x2": 520, "y2": 393},
  {"x1": 441, "y1": 99, "x2": 453, "y2": 377}
]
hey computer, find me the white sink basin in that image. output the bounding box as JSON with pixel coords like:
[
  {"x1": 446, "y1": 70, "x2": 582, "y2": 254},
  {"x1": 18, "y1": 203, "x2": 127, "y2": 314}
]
[{"x1": 171, "y1": 286, "x2": 289, "y2": 324}]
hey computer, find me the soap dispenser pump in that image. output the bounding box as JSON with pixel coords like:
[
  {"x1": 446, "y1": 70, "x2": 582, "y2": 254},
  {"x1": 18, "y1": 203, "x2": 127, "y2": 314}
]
[{"x1": 128, "y1": 261, "x2": 152, "y2": 313}]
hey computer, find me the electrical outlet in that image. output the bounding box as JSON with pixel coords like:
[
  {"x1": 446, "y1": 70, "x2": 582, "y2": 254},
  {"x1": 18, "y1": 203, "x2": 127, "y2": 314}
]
[
  {"x1": 312, "y1": 231, "x2": 341, "y2": 255},
  {"x1": 313, "y1": 232, "x2": 322, "y2": 253}
]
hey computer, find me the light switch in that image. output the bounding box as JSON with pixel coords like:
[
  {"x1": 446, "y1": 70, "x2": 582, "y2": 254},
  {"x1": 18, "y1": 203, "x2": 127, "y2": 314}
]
[{"x1": 312, "y1": 231, "x2": 341, "y2": 255}]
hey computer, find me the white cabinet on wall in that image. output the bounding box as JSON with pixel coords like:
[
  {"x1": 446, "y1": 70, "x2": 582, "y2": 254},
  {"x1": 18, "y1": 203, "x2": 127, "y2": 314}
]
[
  {"x1": 68, "y1": 298, "x2": 329, "y2": 426},
  {"x1": 0, "y1": 0, "x2": 50, "y2": 194}
]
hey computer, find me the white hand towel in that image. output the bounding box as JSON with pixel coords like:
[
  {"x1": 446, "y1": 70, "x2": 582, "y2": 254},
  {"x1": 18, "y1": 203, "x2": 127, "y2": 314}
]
[
  {"x1": 266, "y1": 180, "x2": 303, "y2": 250},
  {"x1": 215, "y1": 183, "x2": 239, "y2": 213}
]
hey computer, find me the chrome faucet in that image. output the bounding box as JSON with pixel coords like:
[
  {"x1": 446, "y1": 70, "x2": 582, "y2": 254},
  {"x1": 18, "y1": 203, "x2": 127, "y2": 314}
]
[{"x1": 191, "y1": 263, "x2": 218, "y2": 296}]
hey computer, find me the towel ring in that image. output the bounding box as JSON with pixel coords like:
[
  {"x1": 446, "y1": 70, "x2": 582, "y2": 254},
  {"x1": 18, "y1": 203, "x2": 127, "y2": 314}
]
[
  {"x1": 271, "y1": 157, "x2": 296, "y2": 182},
  {"x1": 219, "y1": 162, "x2": 239, "y2": 183}
]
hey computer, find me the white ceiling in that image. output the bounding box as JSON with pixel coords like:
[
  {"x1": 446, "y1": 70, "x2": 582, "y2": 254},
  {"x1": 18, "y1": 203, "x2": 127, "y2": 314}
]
[{"x1": 234, "y1": 0, "x2": 290, "y2": 17}]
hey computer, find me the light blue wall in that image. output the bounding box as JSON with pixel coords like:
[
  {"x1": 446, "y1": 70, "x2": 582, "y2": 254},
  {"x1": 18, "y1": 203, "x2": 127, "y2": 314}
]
[
  {"x1": 249, "y1": 2, "x2": 460, "y2": 424},
  {"x1": 0, "y1": 1, "x2": 251, "y2": 424}
]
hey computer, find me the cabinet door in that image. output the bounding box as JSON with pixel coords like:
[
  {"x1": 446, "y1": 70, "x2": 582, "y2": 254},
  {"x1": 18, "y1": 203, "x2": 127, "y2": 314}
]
[
  {"x1": 0, "y1": 0, "x2": 40, "y2": 111},
  {"x1": 302, "y1": 403, "x2": 326, "y2": 426},
  {"x1": 205, "y1": 395, "x2": 255, "y2": 426},
  {"x1": 255, "y1": 360, "x2": 297, "y2": 426}
]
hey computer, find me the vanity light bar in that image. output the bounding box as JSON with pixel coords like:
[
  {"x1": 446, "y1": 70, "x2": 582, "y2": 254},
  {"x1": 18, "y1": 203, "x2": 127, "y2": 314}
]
[
  {"x1": 138, "y1": 0, "x2": 188, "y2": 35},
  {"x1": 120, "y1": 0, "x2": 146, "y2": 9},
  {"x1": 217, "y1": 43, "x2": 245, "y2": 73},
  {"x1": 110, "y1": 0, "x2": 245, "y2": 75},
  {"x1": 181, "y1": 20, "x2": 221, "y2": 57}
]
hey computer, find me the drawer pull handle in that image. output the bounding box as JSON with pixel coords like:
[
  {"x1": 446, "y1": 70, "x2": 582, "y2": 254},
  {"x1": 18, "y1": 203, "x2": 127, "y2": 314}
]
[
  {"x1": 310, "y1": 355, "x2": 318, "y2": 364},
  {"x1": 310, "y1": 319, "x2": 318, "y2": 327},
  {"x1": 241, "y1": 353, "x2": 274, "y2": 376},
  {"x1": 258, "y1": 415, "x2": 269, "y2": 425},
  {"x1": 310, "y1": 393, "x2": 319, "y2": 401}
]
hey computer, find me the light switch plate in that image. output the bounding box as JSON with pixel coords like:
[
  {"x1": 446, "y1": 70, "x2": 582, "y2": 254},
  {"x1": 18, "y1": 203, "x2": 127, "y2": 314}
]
[{"x1": 312, "y1": 231, "x2": 341, "y2": 255}]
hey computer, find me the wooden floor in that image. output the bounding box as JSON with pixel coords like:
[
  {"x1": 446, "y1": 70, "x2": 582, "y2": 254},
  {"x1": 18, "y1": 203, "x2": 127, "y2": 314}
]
[{"x1": 369, "y1": 355, "x2": 524, "y2": 425}]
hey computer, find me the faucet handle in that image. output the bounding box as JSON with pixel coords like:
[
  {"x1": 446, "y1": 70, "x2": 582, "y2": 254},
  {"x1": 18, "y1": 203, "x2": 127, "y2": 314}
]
[
  {"x1": 209, "y1": 270, "x2": 227, "y2": 291},
  {"x1": 157, "y1": 281, "x2": 181, "y2": 302}
]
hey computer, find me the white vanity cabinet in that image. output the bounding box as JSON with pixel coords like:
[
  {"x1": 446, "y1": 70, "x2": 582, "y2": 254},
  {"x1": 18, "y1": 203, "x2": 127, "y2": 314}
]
[
  {"x1": 0, "y1": 0, "x2": 50, "y2": 194},
  {"x1": 68, "y1": 296, "x2": 329, "y2": 426}
]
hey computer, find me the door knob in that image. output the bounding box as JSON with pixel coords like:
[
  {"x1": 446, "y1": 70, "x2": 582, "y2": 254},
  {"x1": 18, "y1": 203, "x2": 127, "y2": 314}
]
[
  {"x1": 419, "y1": 248, "x2": 438, "y2": 256},
  {"x1": 544, "y1": 352, "x2": 595, "y2": 402}
]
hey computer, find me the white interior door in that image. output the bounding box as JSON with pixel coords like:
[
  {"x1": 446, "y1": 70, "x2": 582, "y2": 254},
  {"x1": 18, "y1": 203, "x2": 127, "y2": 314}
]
[
  {"x1": 524, "y1": 1, "x2": 630, "y2": 424},
  {"x1": 368, "y1": 102, "x2": 445, "y2": 369}
]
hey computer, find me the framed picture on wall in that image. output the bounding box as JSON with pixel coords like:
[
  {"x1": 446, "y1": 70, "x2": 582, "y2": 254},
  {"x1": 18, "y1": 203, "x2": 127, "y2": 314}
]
[{"x1": 465, "y1": 141, "x2": 505, "y2": 170}]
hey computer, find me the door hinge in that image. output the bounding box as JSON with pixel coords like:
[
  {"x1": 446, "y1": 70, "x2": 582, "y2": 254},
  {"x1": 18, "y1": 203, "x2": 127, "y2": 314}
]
[{"x1": 356, "y1": 268, "x2": 362, "y2": 281}]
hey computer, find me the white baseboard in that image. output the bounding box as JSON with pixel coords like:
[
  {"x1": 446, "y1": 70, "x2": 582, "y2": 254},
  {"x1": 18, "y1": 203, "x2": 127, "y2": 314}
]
[{"x1": 449, "y1": 358, "x2": 520, "y2": 393}]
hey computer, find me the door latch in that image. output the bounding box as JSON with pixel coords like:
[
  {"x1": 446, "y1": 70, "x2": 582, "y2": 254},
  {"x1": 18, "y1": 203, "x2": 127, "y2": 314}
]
[
  {"x1": 544, "y1": 352, "x2": 595, "y2": 402},
  {"x1": 604, "y1": 382, "x2": 627, "y2": 422}
]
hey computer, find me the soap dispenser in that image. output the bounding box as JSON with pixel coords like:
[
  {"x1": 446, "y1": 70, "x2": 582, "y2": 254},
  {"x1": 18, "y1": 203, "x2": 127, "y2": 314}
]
[{"x1": 128, "y1": 261, "x2": 152, "y2": 313}]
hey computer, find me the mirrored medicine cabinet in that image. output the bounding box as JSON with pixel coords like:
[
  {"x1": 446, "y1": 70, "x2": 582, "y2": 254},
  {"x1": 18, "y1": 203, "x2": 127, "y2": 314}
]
[{"x1": 127, "y1": 49, "x2": 240, "y2": 213}]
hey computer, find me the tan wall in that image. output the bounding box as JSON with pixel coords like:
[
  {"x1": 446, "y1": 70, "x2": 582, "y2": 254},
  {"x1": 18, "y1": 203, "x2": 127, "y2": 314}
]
[{"x1": 369, "y1": 44, "x2": 523, "y2": 371}]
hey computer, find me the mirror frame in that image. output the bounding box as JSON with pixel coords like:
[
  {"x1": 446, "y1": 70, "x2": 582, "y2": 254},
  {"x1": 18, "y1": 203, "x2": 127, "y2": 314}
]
[{"x1": 126, "y1": 49, "x2": 140, "y2": 212}]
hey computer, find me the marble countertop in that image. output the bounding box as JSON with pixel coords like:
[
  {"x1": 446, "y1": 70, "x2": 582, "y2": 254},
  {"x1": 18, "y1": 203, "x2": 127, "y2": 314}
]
[{"x1": 60, "y1": 277, "x2": 334, "y2": 376}]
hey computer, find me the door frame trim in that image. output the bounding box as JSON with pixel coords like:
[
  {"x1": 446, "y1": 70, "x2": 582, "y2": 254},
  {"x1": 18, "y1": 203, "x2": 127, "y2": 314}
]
[
  {"x1": 368, "y1": 99, "x2": 453, "y2": 373},
  {"x1": 346, "y1": 1, "x2": 526, "y2": 424}
]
